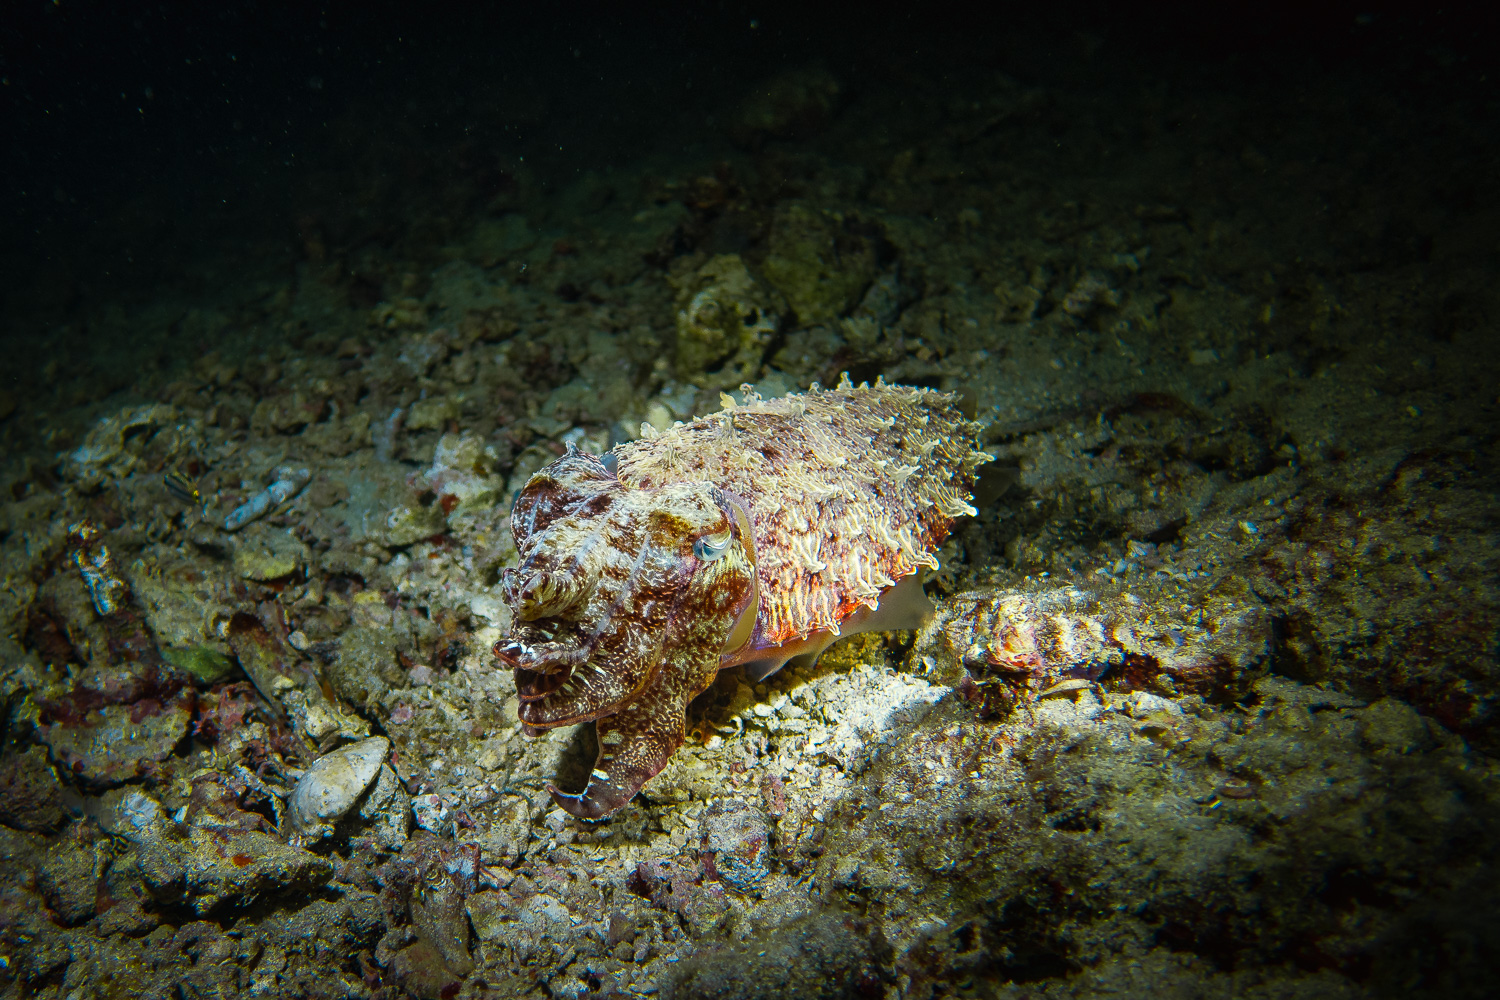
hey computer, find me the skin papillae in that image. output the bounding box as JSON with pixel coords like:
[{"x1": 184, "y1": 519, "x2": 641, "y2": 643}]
[{"x1": 496, "y1": 377, "x2": 990, "y2": 819}]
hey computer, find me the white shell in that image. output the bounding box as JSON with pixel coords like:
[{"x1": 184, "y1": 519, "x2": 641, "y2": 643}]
[{"x1": 287, "y1": 736, "x2": 390, "y2": 839}]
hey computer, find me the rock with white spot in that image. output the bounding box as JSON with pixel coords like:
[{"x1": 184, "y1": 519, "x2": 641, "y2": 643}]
[{"x1": 412, "y1": 792, "x2": 452, "y2": 833}]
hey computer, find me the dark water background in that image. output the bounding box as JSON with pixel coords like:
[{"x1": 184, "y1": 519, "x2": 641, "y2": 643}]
[{"x1": 5, "y1": 1, "x2": 1494, "y2": 355}]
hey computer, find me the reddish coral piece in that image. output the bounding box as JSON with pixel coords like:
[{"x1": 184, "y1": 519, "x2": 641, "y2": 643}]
[{"x1": 924, "y1": 582, "x2": 1275, "y2": 710}]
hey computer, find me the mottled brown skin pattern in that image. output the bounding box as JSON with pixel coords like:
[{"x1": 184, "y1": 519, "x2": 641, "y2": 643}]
[
  {"x1": 498, "y1": 454, "x2": 758, "y2": 818},
  {"x1": 498, "y1": 378, "x2": 989, "y2": 819}
]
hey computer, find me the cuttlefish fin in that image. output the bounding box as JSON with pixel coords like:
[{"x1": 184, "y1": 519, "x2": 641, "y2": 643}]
[
  {"x1": 548, "y1": 683, "x2": 690, "y2": 821},
  {"x1": 735, "y1": 572, "x2": 936, "y2": 683}
]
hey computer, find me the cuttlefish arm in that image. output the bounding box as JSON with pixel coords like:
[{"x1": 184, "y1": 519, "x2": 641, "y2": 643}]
[
  {"x1": 558, "y1": 565, "x2": 932, "y2": 819},
  {"x1": 501, "y1": 539, "x2": 687, "y2": 729},
  {"x1": 497, "y1": 452, "x2": 699, "y2": 728},
  {"x1": 549, "y1": 628, "x2": 723, "y2": 820},
  {"x1": 518, "y1": 487, "x2": 759, "y2": 820}
]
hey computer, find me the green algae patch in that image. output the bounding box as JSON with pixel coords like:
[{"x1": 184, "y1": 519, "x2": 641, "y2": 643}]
[
  {"x1": 161, "y1": 645, "x2": 238, "y2": 685},
  {"x1": 762, "y1": 203, "x2": 878, "y2": 327}
]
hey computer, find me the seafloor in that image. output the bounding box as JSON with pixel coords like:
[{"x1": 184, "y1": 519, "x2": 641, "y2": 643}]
[{"x1": 1, "y1": 7, "x2": 1497, "y2": 1000}]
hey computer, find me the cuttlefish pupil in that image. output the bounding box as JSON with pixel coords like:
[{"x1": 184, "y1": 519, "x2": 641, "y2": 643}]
[{"x1": 694, "y1": 532, "x2": 731, "y2": 561}]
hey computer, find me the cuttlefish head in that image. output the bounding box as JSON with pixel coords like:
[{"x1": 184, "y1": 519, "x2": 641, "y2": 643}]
[{"x1": 495, "y1": 446, "x2": 759, "y2": 746}]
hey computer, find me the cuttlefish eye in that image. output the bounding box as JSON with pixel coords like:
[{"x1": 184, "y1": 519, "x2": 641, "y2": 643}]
[{"x1": 693, "y1": 530, "x2": 733, "y2": 562}]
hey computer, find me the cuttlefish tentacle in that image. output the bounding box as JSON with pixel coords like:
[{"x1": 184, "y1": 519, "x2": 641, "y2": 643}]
[
  {"x1": 541, "y1": 498, "x2": 758, "y2": 818},
  {"x1": 522, "y1": 517, "x2": 693, "y2": 718},
  {"x1": 548, "y1": 632, "x2": 718, "y2": 820},
  {"x1": 513, "y1": 509, "x2": 702, "y2": 727},
  {"x1": 497, "y1": 635, "x2": 591, "y2": 674},
  {"x1": 519, "y1": 617, "x2": 666, "y2": 728}
]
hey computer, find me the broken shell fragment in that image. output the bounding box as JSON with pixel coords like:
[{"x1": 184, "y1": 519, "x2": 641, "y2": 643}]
[
  {"x1": 411, "y1": 792, "x2": 452, "y2": 834},
  {"x1": 69, "y1": 519, "x2": 127, "y2": 616},
  {"x1": 287, "y1": 736, "x2": 390, "y2": 840},
  {"x1": 223, "y1": 466, "x2": 311, "y2": 531},
  {"x1": 1037, "y1": 678, "x2": 1092, "y2": 699}
]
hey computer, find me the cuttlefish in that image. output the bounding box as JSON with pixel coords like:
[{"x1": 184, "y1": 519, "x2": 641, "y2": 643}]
[{"x1": 495, "y1": 377, "x2": 990, "y2": 819}]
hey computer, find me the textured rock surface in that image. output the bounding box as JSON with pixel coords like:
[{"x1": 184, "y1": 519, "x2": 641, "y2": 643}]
[
  {"x1": 669, "y1": 253, "x2": 784, "y2": 384},
  {"x1": 135, "y1": 827, "x2": 335, "y2": 913},
  {"x1": 762, "y1": 202, "x2": 879, "y2": 327}
]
